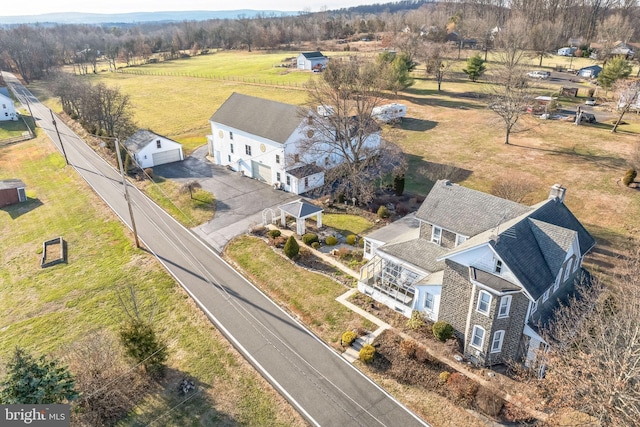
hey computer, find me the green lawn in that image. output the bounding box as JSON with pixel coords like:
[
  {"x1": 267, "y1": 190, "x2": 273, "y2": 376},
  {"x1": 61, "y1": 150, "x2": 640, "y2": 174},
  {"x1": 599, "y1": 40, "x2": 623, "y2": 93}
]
[
  {"x1": 320, "y1": 213, "x2": 374, "y2": 236},
  {"x1": 0, "y1": 119, "x2": 30, "y2": 139},
  {"x1": 0, "y1": 137, "x2": 303, "y2": 427},
  {"x1": 225, "y1": 235, "x2": 374, "y2": 346}
]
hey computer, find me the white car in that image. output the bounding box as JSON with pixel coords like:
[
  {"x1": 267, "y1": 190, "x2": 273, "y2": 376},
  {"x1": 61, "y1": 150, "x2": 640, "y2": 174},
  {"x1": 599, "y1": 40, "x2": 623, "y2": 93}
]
[
  {"x1": 585, "y1": 98, "x2": 596, "y2": 106},
  {"x1": 527, "y1": 70, "x2": 551, "y2": 79}
]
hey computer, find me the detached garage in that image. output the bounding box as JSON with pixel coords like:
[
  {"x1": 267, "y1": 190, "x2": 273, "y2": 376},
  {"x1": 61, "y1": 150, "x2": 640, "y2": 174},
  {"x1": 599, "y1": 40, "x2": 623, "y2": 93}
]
[
  {"x1": 0, "y1": 179, "x2": 27, "y2": 207},
  {"x1": 124, "y1": 129, "x2": 184, "y2": 169}
]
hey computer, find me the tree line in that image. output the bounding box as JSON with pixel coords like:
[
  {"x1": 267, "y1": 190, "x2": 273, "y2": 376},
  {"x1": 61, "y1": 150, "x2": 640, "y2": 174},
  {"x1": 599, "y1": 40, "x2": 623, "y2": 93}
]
[{"x1": 1, "y1": 1, "x2": 640, "y2": 83}]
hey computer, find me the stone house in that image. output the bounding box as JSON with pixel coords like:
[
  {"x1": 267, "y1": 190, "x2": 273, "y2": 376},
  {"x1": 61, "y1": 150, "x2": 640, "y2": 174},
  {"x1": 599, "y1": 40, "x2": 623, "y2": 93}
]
[{"x1": 359, "y1": 180, "x2": 595, "y2": 367}]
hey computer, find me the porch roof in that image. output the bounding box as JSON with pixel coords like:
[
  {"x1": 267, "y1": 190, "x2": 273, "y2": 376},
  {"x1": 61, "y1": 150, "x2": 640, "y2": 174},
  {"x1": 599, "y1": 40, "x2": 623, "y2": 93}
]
[{"x1": 379, "y1": 238, "x2": 447, "y2": 273}]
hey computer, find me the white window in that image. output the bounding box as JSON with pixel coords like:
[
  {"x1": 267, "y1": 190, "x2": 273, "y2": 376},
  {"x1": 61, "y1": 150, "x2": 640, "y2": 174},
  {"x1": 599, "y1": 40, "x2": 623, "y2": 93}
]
[
  {"x1": 230, "y1": 143, "x2": 234, "y2": 154},
  {"x1": 494, "y1": 259, "x2": 503, "y2": 274},
  {"x1": 424, "y1": 293, "x2": 434, "y2": 311},
  {"x1": 286, "y1": 176, "x2": 290, "y2": 186},
  {"x1": 276, "y1": 172, "x2": 281, "y2": 182},
  {"x1": 531, "y1": 299, "x2": 538, "y2": 314},
  {"x1": 553, "y1": 276, "x2": 560, "y2": 292},
  {"x1": 229, "y1": 131, "x2": 234, "y2": 140},
  {"x1": 477, "y1": 290, "x2": 491, "y2": 315},
  {"x1": 227, "y1": 155, "x2": 231, "y2": 162},
  {"x1": 275, "y1": 154, "x2": 280, "y2": 164},
  {"x1": 455, "y1": 234, "x2": 467, "y2": 246},
  {"x1": 156, "y1": 140, "x2": 161, "y2": 148},
  {"x1": 498, "y1": 295, "x2": 511, "y2": 318},
  {"x1": 245, "y1": 145, "x2": 252, "y2": 156},
  {"x1": 294, "y1": 154, "x2": 300, "y2": 163},
  {"x1": 543, "y1": 288, "x2": 550, "y2": 302},
  {"x1": 431, "y1": 226, "x2": 442, "y2": 245},
  {"x1": 471, "y1": 325, "x2": 485, "y2": 349},
  {"x1": 304, "y1": 177, "x2": 309, "y2": 188},
  {"x1": 491, "y1": 330, "x2": 505, "y2": 353}
]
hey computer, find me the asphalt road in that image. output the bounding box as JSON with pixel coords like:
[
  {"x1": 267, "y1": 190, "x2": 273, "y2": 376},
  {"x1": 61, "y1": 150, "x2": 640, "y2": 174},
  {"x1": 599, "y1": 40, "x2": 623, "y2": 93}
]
[{"x1": 3, "y1": 72, "x2": 429, "y2": 427}]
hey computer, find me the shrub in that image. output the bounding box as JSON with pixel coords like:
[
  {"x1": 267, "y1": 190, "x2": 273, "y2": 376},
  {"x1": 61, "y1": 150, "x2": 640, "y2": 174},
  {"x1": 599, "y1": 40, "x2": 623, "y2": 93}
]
[
  {"x1": 395, "y1": 202, "x2": 410, "y2": 216},
  {"x1": 432, "y1": 321, "x2": 454, "y2": 342},
  {"x1": 311, "y1": 241, "x2": 320, "y2": 249},
  {"x1": 439, "y1": 371, "x2": 451, "y2": 384},
  {"x1": 273, "y1": 236, "x2": 287, "y2": 248},
  {"x1": 325, "y1": 235, "x2": 338, "y2": 246},
  {"x1": 623, "y1": 169, "x2": 637, "y2": 186},
  {"x1": 359, "y1": 344, "x2": 376, "y2": 363},
  {"x1": 346, "y1": 234, "x2": 357, "y2": 245},
  {"x1": 284, "y1": 235, "x2": 299, "y2": 259},
  {"x1": 400, "y1": 339, "x2": 418, "y2": 358},
  {"x1": 407, "y1": 310, "x2": 425, "y2": 330},
  {"x1": 377, "y1": 205, "x2": 390, "y2": 218},
  {"x1": 267, "y1": 229, "x2": 281, "y2": 238},
  {"x1": 336, "y1": 247, "x2": 351, "y2": 259},
  {"x1": 447, "y1": 372, "x2": 478, "y2": 401},
  {"x1": 414, "y1": 346, "x2": 431, "y2": 363},
  {"x1": 475, "y1": 386, "x2": 505, "y2": 417},
  {"x1": 341, "y1": 331, "x2": 357, "y2": 346},
  {"x1": 302, "y1": 233, "x2": 319, "y2": 246},
  {"x1": 358, "y1": 238, "x2": 365, "y2": 248}
]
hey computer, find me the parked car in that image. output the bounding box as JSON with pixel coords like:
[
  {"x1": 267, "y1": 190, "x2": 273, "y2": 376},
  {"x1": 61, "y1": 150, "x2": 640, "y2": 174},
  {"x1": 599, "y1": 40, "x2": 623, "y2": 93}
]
[
  {"x1": 580, "y1": 112, "x2": 596, "y2": 123},
  {"x1": 527, "y1": 70, "x2": 551, "y2": 79},
  {"x1": 585, "y1": 98, "x2": 596, "y2": 106}
]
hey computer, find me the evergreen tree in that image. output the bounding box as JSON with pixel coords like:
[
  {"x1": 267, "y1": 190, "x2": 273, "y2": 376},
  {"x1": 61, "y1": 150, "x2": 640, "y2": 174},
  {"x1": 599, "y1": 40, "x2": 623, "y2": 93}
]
[
  {"x1": 598, "y1": 56, "x2": 632, "y2": 91},
  {"x1": 283, "y1": 235, "x2": 299, "y2": 259},
  {"x1": 0, "y1": 347, "x2": 77, "y2": 404},
  {"x1": 463, "y1": 54, "x2": 486, "y2": 82},
  {"x1": 120, "y1": 319, "x2": 168, "y2": 378}
]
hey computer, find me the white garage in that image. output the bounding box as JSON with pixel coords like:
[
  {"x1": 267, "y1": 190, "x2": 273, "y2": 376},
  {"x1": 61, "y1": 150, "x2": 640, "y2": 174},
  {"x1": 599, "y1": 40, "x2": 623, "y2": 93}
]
[
  {"x1": 251, "y1": 161, "x2": 272, "y2": 184},
  {"x1": 124, "y1": 129, "x2": 184, "y2": 168}
]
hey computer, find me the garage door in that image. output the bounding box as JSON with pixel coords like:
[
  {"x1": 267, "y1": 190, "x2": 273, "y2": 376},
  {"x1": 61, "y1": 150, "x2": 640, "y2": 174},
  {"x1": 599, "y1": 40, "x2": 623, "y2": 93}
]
[
  {"x1": 251, "y1": 161, "x2": 272, "y2": 184},
  {"x1": 152, "y1": 149, "x2": 181, "y2": 166}
]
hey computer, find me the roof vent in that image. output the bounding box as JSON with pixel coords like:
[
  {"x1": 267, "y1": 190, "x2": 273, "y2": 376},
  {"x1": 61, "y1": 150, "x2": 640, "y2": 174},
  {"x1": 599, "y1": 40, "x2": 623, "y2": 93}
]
[{"x1": 549, "y1": 183, "x2": 566, "y2": 203}]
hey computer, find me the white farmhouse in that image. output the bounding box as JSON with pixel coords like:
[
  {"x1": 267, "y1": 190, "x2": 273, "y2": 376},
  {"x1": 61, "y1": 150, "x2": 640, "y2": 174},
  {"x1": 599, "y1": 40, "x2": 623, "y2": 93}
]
[
  {"x1": 0, "y1": 93, "x2": 18, "y2": 122},
  {"x1": 124, "y1": 129, "x2": 184, "y2": 169},
  {"x1": 207, "y1": 93, "x2": 381, "y2": 195}
]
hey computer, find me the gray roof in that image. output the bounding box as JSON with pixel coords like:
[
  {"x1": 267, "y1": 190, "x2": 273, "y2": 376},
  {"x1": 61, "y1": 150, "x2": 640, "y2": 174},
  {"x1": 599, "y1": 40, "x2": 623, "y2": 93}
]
[
  {"x1": 123, "y1": 129, "x2": 180, "y2": 153},
  {"x1": 210, "y1": 93, "x2": 305, "y2": 144},
  {"x1": 416, "y1": 180, "x2": 531, "y2": 237},
  {"x1": 301, "y1": 51, "x2": 327, "y2": 59},
  {"x1": 365, "y1": 213, "x2": 420, "y2": 245},
  {"x1": 0, "y1": 88, "x2": 10, "y2": 98},
  {"x1": 0, "y1": 179, "x2": 26, "y2": 190},
  {"x1": 379, "y1": 238, "x2": 447, "y2": 273},
  {"x1": 279, "y1": 199, "x2": 323, "y2": 219},
  {"x1": 287, "y1": 163, "x2": 323, "y2": 178},
  {"x1": 470, "y1": 267, "x2": 521, "y2": 292}
]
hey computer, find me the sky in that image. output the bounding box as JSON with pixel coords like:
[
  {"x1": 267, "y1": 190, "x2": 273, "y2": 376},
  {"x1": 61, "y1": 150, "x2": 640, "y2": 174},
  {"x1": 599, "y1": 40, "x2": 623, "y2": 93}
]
[{"x1": 0, "y1": 1, "x2": 376, "y2": 17}]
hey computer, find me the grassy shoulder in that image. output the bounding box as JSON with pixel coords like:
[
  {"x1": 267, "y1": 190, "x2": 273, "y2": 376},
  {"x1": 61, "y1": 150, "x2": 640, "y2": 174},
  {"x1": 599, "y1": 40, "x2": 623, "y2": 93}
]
[
  {"x1": 0, "y1": 119, "x2": 30, "y2": 139},
  {"x1": 224, "y1": 235, "x2": 374, "y2": 346},
  {"x1": 0, "y1": 137, "x2": 303, "y2": 427},
  {"x1": 137, "y1": 174, "x2": 215, "y2": 227}
]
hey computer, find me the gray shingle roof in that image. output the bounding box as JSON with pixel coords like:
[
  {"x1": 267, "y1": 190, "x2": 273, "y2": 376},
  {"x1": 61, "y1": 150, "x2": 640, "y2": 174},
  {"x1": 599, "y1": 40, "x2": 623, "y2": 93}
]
[
  {"x1": 416, "y1": 180, "x2": 532, "y2": 237},
  {"x1": 470, "y1": 267, "x2": 521, "y2": 292},
  {"x1": 279, "y1": 199, "x2": 323, "y2": 218},
  {"x1": 287, "y1": 163, "x2": 323, "y2": 178},
  {"x1": 301, "y1": 51, "x2": 326, "y2": 59},
  {"x1": 210, "y1": 93, "x2": 305, "y2": 144},
  {"x1": 123, "y1": 129, "x2": 179, "y2": 153},
  {"x1": 366, "y1": 213, "x2": 420, "y2": 244},
  {"x1": 0, "y1": 179, "x2": 26, "y2": 190},
  {"x1": 379, "y1": 239, "x2": 447, "y2": 273}
]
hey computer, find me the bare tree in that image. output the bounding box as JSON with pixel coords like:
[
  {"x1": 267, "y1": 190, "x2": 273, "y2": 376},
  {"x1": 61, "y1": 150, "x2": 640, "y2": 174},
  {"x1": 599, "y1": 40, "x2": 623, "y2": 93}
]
[
  {"x1": 420, "y1": 41, "x2": 454, "y2": 91},
  {"x1": 595, "y1": 14, "x2": 634, "y2": 61},
  {"x1": 528, "y1": 21, "x2": 562, "y2": 67},
  {"x1": 611, "y1": 79, "x2": 640, "y2": 133},
  {"x1": 538, "y1": 253, "x2": 640, "y2": 426},
  {"x1": 67, "y1": 331, "x2": 149, "y2": 427},
  {"x1": 301, "y1": 59, "x2": 406, "y2": 203},
  {"x1": 490, "y1": 175, "x2": 537, "y2": 203},
  {"x1": 180, "y1": 180, "x2": 202, "y2": 199},
  {"x1": 630, "y1": 142, "x2": 640, "y2": 171}
]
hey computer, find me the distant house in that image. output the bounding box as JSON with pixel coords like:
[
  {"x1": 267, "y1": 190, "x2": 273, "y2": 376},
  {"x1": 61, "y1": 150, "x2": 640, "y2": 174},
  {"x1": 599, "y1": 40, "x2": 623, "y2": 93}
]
[
  {"x1": 124, "y1": 130, "x2": 184, "y2": 169},
  {"x1": 557, "y1": 47, "x2": 577, "y2": 56},
  {"x1": 359, "y1": 180, "x2": 595, "y2": 368},
  {"x1": 577, "y1": 65, "x2": 602, "y2": 78},
  {"x1": 296, "y1": 52, "x2": 328, "y2": 71},
  {"x1": 589, "y1": 41, "x2": 636, "y2": 59},
  {"x1": 0, "y1": 179, "x2": 27, "y2": 207},
  {"x1": 207, "y1": 92, "x2": 381, "y2": 195},
  {"x1": 0, "y1": 92, "x2": 18, "y2": 122}
]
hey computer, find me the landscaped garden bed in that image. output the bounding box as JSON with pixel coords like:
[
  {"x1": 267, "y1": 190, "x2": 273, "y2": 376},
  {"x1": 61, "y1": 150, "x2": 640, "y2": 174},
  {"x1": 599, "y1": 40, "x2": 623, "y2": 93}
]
[{"x1": 41, "y1": 236, "x2": 66, "y2": 268}]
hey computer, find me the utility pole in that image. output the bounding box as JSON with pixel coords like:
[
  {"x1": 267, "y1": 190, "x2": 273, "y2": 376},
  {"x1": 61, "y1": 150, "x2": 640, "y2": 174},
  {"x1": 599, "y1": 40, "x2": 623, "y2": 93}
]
[
  {"x1": 49, "y1": 109, "x2": 69, "y2": 165},
  {"x1": 115, "y1": 138, "x2": 140, "y2": 248}
]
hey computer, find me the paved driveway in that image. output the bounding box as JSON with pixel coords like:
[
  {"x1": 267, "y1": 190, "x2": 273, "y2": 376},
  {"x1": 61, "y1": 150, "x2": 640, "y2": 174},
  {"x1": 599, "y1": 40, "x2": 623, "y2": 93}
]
[{"x1": 154, "y1": 146, "x2": 298, "y2": 251}]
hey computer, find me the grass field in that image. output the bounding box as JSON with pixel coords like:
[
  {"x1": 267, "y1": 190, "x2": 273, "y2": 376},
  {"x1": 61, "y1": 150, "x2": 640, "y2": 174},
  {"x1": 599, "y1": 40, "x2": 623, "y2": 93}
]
[
  {"x1": 0, "y1": 119, "x2": 30, "y2": 139},
  {"x1": 0, "y1": 136, "x2": 303, "y2": 427}
]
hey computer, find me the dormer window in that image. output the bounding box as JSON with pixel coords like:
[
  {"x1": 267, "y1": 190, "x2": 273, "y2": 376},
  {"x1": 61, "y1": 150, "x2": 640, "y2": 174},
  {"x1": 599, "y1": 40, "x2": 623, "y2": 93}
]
[
  {"x1": 543, "y1": 288, "x2": 550, "y2": 302},
  {"x1": 156, "y1": 140, "x2": 161, "y2": 148},
  {"x1": 294, "y1": 154, "x2": 300, "y2": 163},
  {"x1": 431, "y1": 226, "x2": 442, "y2": 245},
  {"x1": 494, "y1": 259, "x2": 503, "y2": 274},
  {"x1": 455, "y1": 234, "x2": 467, "y2": 246}
]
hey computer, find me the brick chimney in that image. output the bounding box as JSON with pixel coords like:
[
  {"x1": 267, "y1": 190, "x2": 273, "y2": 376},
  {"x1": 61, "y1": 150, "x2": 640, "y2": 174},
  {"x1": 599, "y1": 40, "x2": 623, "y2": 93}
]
[{"x1": 549, "y1": 183, "x2": 566, "y2": 203}]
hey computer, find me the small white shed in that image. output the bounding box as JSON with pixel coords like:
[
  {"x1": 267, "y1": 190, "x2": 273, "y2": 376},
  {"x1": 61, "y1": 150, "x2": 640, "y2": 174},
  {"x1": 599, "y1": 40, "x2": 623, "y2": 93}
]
[
  {"x1": 296, "y1": 52, "x2": 329, "y2": 71},
  {"x1": 124, "y1": 129, "x2": 184, "y2": 168},
  {"x1": 0, "y1": 93, "x2": 18, "y2": 122}
]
